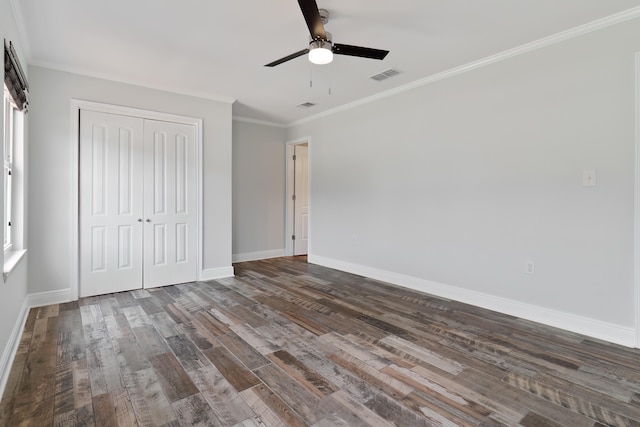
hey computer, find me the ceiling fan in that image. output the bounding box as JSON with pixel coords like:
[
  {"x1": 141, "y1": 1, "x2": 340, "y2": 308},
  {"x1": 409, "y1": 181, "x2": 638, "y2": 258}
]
[{"x1": 265, "y1": 0, "x2": 389, "y2": 67}]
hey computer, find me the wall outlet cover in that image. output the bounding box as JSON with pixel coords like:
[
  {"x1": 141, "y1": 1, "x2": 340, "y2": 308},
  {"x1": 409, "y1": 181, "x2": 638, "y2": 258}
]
[
  {"x1": 525, "y1": 260, "x2": 535, "y2": 274},
  {"x1": 583, "y1": 170, "x2": 597, "y2": 187}
]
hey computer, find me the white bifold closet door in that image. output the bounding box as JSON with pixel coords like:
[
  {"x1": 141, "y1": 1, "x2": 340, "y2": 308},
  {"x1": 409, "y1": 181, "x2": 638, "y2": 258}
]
[{"x1": 79, "y1": 110, "x2": 197, "y2": 297}]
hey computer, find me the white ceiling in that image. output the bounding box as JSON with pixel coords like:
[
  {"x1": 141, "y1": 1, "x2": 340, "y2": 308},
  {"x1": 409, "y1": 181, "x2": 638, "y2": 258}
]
[{"x1": 11, "y1": 0, "x2": 640, "y2": 125}]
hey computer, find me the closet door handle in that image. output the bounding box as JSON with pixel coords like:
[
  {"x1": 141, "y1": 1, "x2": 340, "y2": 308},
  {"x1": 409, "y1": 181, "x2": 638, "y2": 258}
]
[
  {"x1": 146, "y1": 219, "x2": 151, "y2": 223},
  {"x1": 137, "y1": 218, "x2": 142, "y2": 222}
]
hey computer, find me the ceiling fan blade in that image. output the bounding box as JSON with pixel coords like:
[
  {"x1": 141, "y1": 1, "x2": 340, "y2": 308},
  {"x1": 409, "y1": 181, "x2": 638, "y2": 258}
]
[
  {"x1": 264, "y1": 49, "x2": 310, "y2": 67},
  {"x1": 298, "y1": 0, "x2": 326, "y2": 39},
  {"x1": 333, "y1": 44, "x2": 389, "y2": 60}
]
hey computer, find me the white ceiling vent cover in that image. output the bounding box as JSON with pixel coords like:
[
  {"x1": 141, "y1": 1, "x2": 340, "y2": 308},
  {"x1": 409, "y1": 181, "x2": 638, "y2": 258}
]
[
  {"x1": 297, "y1": 102, "x2": 316, "y2": 108},
  {"x1": 370, "y1": 68, "x2": 400, "y2": 82}
]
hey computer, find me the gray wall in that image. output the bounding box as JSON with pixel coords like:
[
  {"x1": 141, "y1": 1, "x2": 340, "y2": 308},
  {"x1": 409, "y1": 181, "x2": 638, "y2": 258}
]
[
  {"x1": 27, "y1": 66, "x2": 233, "y2": 294},
  {"x1": 0, "y1": 0, "x2": 30, "y2": 391},
  {"x1": 287, "y1": 17, "x2": 640, "y2": 338},
  {"x1": 232, "y1": 120, "x2": 286, "y2": 258}
]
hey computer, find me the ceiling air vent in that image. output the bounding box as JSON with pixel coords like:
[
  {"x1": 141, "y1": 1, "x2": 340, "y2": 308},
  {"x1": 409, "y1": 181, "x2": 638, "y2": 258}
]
[
  {"x1": 370, "y1": 68, "x2": 400, "y2": 82},
  {"x1": 297, "y1": 102, "x2": 316, "y2": 109}
]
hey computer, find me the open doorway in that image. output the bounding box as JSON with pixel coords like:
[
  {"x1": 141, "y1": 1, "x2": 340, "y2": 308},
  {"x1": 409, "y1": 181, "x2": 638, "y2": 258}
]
[{"x1": 286, "y1": 139, "x2": 309, "y2": 256}]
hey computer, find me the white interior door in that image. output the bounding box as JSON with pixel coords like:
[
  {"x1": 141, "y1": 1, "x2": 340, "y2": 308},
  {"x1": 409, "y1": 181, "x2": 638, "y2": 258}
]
[
  {"x1": 143, "y1": 119, "x2": 197, "y2": 288},
  {"x1": 294, "y1": 145, "x2": 309, "y2": 255},
  {"x1": 79, "y1": 110, "x2": 144, "y2": 297}
]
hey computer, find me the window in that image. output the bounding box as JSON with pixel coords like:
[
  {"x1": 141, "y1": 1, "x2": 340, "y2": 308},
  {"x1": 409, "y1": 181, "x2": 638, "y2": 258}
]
[
  {"x1": 2, "y1": 83, "x2": 25, "y2": 281},
  {"x1": 3, "y1": 86, "x2": 15, "y2": 251},
  {"x1": 3, "y1": 40, "x2": 28, "y2": 280}
]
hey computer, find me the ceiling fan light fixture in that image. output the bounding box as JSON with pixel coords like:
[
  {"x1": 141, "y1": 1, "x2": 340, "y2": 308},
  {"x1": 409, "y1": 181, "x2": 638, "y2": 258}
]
[
  {"x1": 308, "y1": 33, "x2": 333, "y2": 65},
  {"x1": 309, "y1": 46, "x2": 333, "y2": 64}
]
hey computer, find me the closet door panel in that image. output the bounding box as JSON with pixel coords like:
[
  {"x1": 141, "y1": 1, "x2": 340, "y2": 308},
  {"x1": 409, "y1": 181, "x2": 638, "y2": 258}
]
[
  {"x1": 143, "y1": 119, "x2": 197, "y2": 288},
  {"x1": 80, "y1": 110, "x2": 144, "y2": 297}
]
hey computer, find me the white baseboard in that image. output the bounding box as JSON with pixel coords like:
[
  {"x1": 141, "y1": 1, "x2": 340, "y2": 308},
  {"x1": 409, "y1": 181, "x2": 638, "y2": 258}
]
[
  {"x1": 0, "y1": 298, "x2": 29, "y2": 400},
  {"x1": 309, "y1": 254, "x2": 637, "y2": 348},
  {"x1": 232, "y1": 249, "x2": 285, "y2": 263},
  {"x1": 27, "y1": 288, "x2": 72, "y2": 308},
  {"x1": 0, "y1": 287, "x2": 73, "y2": 400},
  {"x1": 200, "y1": 266, "x2": 235, "y2": 281}
]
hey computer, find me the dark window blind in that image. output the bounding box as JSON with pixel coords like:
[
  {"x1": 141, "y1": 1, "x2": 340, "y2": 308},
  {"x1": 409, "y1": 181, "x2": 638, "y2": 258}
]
[{"x1": 4, "y1": 40, "x2": 28, "y2": 112}]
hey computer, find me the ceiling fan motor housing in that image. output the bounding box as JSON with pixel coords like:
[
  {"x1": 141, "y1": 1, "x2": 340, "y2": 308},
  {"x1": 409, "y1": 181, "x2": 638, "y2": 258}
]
[{"x1": 309, "y1": 31, "x2": 332, "y2": 48}]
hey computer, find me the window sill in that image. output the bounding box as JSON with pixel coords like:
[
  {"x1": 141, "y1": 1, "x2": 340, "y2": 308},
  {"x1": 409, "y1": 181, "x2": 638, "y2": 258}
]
[{"x1": 3, "y1": 249, "x2": 26, "y2": 282}]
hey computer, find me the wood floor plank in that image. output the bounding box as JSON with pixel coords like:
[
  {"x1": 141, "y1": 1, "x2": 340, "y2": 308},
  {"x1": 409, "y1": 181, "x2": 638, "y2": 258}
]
[
  {"x1": 54, "y1": 363, "x2": 75, "y2": 416},
  {"x1": 321, "y1": 389, "x2": 394, "y2": 427},
  {"x1": 280, "y1": 310, "x2": 331, "y2": 336},
  {"x1": 186, "y1": 363, "x2": 256, "y2": 425},
  {"x1": 295, "y1": 348, "x2": 380, "y2": 403},
  {"x1": 195, "y1": 310, "x2": 233, "y2": 336},
  {"x1": 401, "y1": 391, "x2": 482, "y2": 427},
  {"x1": 321, "y1": 332, "x2": 391, "y2": 370},
  {"x1": 114, "y1": 334, "x2": 152, "y2": 375},
  {"x1": 138, "y1": 296, "x2": 165, "y2": 316},
  {"x1": 520, "y1": 411, "x2": 566, "y2": 427},
  {"x1": 219, "y1": 332, "x2": 271, "y2": 370},
  {"x1": 253, "y1": 363, "x2": 323, "y2": 425},
  {"x1": 85, "y1": 327, "x2": 123, "y2": 396},
  {"x1": 229, "y1": 323, "x2": 280, "y2": 356},
  {"x1": 122, "y1": 305, "x2": 153, "y2": 329},
  {"x1": 172, "y1": 393, "x2": 225, "y2": 427},
  {"x1": 328, "y1": 350, "x2": 414, "y2": 400},
  {"x1": 123, "y1": 367, "x2": 177, "y2": 426},
  {"x1": 267, "y1": 349, "x2": 338, "y2": 398},
  {"x1": 111, "y1": 387, "x2": 138, "y2": 427},
  {"x1": 382, "y1": 363, "x2": 492, "y2": 422},
  {"x1": 178, "y1": 319, "x2": 219, "y2": 351},
  {"x1": 4, "y1": 256, "x2": 640, "y2": 426},
  {"x1": 365, "y1": 392, "x2": 440, "y2": 427},
  {"x1": 70, "y1": 358, "x2": 93, "y2": 410},
  {"x1": 93, "y1": 392, "x2": 119, "y2": 426},
  {"x1": 148, "y1": 352, "x2": 199, "y2": 402},
  {"x1": 53, "y1": 403, "x2": 95, "y2": 427},
  {"x1": 241, "y1": 384, "x2": 307, "y2": 427},
  {"x1": 150, "y1": 311, "x2": 183, "y2": 339},
  {"x1": 203, "y1": 346, "x2": 261, "y2": 392},
  {"x1": 132, "y1": 324, "x2": 171, "y2": 357},
  {"x1": 457, "y1": 368, "x2": 595, "y2": 426},
  {"x1": 378, "y1": 334, "x2": 465, "y2": 375}
]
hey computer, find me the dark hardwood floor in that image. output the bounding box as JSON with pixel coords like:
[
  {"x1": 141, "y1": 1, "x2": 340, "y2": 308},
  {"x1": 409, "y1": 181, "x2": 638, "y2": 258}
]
[{"x1": 2, "y1": 256, "x2": 640, "y2": 426}]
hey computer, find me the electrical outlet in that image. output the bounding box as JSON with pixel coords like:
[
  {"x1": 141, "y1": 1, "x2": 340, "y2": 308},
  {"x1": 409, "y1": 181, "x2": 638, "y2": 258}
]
[
  {"x1": 525, "y1": 261, "x2": 535, "y2": 274},
  {"x1": 583, "y1": 170, "x2": 597, "y2": 187}
]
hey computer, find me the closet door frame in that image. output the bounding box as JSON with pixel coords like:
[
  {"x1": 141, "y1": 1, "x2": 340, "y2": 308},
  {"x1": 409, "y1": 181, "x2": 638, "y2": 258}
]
[{"x1": 70, "y1": 99, "x2": 203, "y2": 301}]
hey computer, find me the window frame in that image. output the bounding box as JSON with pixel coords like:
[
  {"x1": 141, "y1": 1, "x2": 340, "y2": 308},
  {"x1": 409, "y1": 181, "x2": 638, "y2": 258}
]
[{"x1": 3, "y1": 85, "x2": 15, "y2": 253}]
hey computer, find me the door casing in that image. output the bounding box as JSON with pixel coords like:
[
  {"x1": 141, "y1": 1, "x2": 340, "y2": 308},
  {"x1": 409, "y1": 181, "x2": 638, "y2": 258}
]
[{"x1": 285, "y1": 137, "x2": 311, "y2": 256}]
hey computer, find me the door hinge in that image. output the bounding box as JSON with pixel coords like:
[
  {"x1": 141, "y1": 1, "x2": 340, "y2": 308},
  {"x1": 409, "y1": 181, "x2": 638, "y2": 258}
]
[
  {"x1": 292, "y1": 234, "x2": 296, "y2": 240},
  {"x1": 293, "y1": 154, "x2": 297, "y2": 161},
  {"x1": 292, "y1": 194, "x2": 296, "y2": 201}
]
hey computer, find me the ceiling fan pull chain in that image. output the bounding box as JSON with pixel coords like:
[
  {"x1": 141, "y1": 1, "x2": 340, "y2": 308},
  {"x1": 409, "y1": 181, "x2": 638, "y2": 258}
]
[{"x1": 310, "y1": 67, "x2": 313, "y2": 88}]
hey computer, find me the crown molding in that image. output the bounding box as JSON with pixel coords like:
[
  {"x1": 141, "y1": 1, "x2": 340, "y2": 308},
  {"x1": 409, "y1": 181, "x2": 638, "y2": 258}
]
[
  {"x1": 288, "y1": 6, "x2": 640, "y2": 128},
  {"x1": 233, "y1": 116, "x2": 287, "y2": 128}
]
